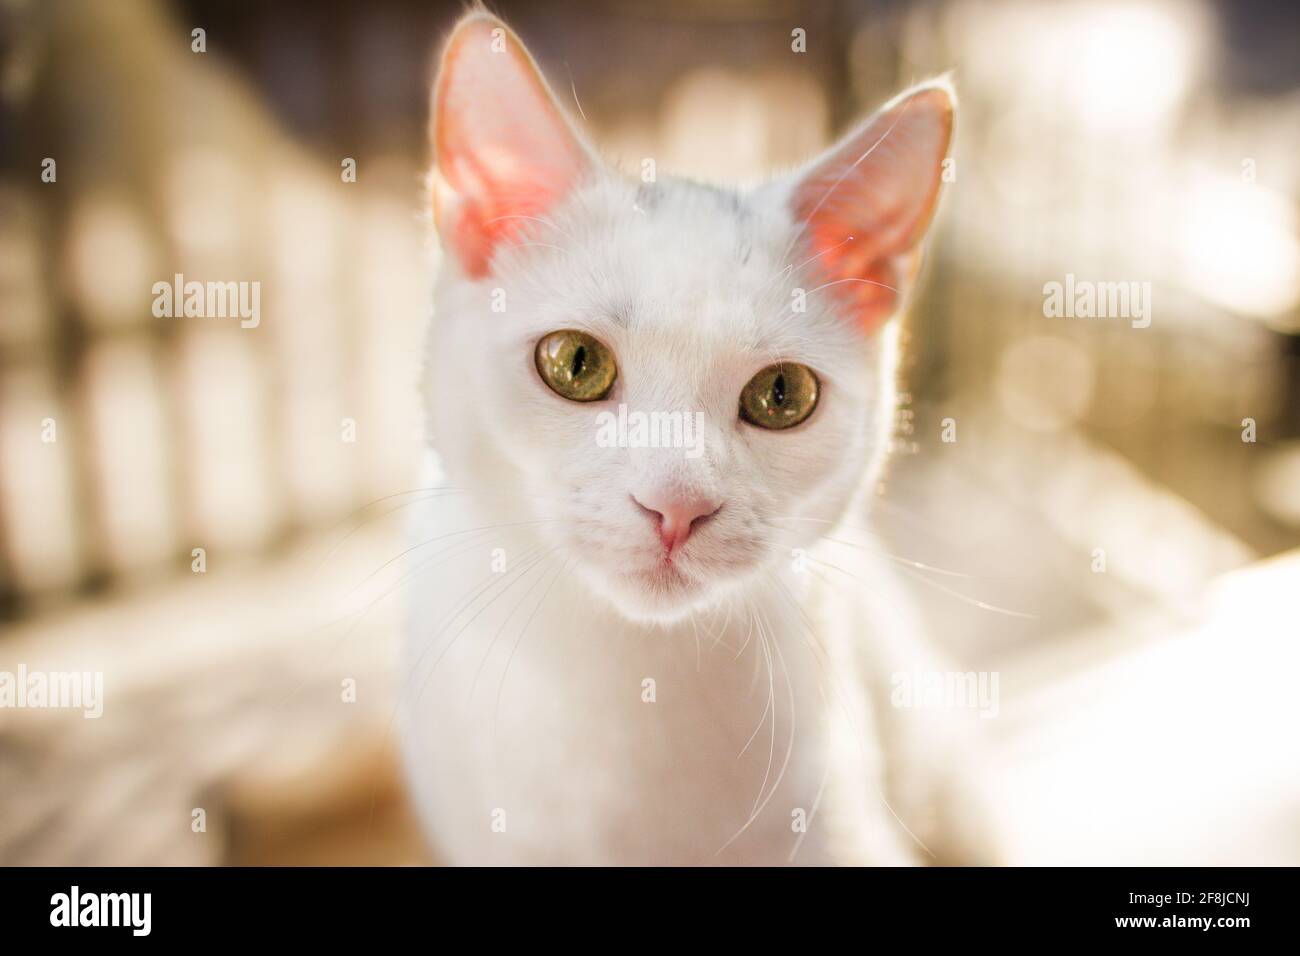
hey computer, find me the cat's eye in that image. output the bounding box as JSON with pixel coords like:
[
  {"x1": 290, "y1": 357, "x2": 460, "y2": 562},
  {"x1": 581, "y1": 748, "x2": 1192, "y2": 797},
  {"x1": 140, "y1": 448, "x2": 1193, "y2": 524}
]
[
  {"x1": 535, "y1": 329, "x2": 617, "y2": 402},
  {"x1": 738, "y1": 363, "x2": 820, "y2": 430}
]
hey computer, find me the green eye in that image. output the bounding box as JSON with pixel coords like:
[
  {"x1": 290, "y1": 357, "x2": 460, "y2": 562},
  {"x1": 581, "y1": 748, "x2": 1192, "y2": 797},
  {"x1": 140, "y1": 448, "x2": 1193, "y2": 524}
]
[
  {"x1": 535, "y1": 329, "x2": 617, "y2": 402},
  {"x1": 739, "y1": 363, "x2": 819, "y2": 430}
]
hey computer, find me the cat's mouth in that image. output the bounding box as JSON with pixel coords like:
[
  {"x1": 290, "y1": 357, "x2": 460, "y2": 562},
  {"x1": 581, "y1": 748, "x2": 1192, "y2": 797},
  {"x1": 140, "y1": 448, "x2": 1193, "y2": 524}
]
[
  {"x1": 626, "y1": 559, "x2": 697, "y2": 592},
  {"x1": 588, "y1": 540, "x2": 764, "y2": 623}
]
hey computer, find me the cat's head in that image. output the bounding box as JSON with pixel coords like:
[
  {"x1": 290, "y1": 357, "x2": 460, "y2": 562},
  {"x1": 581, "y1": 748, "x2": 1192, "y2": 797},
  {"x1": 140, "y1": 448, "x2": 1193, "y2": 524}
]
[{"x1": 423, "y1": 13, "x2": 953, "y2": 624}]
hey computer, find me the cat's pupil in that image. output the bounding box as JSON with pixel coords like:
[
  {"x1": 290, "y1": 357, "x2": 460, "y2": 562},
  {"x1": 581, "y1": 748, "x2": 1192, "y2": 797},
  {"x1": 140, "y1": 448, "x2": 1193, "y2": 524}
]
[
  {"x1": 772, "y1": 373, "x2": 786, "y2": 406},
  {"x1": 571, "y1": 345, "x2": 586, "y2": 380}
]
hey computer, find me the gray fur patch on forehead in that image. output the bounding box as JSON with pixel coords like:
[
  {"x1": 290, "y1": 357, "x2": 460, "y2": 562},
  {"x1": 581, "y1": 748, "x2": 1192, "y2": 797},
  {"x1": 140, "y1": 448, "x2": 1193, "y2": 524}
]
[
  {"x1": 634, "y1": 181, "x2": 661, "y2": 211},
  {"x1": 639, "y1": 177, "x2": 749, "y2": 219}
]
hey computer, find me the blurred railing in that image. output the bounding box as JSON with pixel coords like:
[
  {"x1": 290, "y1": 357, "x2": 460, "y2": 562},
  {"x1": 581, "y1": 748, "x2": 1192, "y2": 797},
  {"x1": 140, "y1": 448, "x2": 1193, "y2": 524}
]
[{"x1": 0, "y1": 0, "x2": 429, "y2": 616}]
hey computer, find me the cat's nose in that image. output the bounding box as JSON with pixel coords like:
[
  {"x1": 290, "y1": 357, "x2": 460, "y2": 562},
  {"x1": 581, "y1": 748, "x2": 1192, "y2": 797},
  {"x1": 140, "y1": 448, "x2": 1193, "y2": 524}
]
[{"x1": 632, "y1": 493, "x2": 722, "y2": 554}]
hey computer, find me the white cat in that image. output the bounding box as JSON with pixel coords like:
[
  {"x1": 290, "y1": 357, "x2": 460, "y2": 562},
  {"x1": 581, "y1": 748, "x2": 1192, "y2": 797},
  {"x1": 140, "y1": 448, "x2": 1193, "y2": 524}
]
[{"x1": 399, "y1": 11, "x2": 996, "y2": 865}]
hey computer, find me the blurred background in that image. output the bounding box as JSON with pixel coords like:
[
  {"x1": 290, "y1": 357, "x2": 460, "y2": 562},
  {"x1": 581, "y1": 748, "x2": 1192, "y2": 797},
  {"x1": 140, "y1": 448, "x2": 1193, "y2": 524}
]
[{"x1": 1, "y1": 0, "x2": 1297, "y2": 865}]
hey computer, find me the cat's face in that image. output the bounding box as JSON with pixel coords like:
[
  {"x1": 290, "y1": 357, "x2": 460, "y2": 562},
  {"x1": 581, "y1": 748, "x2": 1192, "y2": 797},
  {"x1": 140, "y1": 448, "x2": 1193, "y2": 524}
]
[{"x1": 424, "y1": 13, "x2": 953, "y2": 624}]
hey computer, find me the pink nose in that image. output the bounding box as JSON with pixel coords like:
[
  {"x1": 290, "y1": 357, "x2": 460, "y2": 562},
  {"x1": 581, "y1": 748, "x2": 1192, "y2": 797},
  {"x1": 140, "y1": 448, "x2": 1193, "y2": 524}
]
[{"x1": 633, "y1": 493, "x2": 722, "y2": 554}]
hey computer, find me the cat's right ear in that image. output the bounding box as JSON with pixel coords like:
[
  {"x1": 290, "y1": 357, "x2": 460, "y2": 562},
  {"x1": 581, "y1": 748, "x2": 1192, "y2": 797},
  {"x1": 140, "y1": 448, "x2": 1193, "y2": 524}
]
[
  {"x1": 783, "y1": 82, "x2": 954, "y2": 335},
  {"x1": 430, "y1": 13, "x2": 593, "y2": 278}
]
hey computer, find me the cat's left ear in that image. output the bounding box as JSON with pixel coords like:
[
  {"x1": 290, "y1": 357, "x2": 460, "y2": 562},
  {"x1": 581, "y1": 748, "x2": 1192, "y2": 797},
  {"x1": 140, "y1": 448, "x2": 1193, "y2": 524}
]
[
  {"x1": 430, "y1": 13, "x2": 595, "y2": 278},
  {"x1": 784, "y1": 82, "x2": 954, "y2": 334}
]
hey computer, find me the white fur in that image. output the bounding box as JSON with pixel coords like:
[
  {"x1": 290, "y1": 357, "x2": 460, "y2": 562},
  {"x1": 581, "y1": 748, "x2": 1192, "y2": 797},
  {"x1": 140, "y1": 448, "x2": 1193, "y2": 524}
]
[{"x1": 398, "y1": 16, "x2": 993, "y2": 865}]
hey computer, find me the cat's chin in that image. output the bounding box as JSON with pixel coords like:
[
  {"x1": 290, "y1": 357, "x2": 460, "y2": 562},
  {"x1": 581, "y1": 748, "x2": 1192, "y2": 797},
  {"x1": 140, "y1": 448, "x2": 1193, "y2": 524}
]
[{"x1": 594, "y1": 562, "x2": 728, "y2": 626}]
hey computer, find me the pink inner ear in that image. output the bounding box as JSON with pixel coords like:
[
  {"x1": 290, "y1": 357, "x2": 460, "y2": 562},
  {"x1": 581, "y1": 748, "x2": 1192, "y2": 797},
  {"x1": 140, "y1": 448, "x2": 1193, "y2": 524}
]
[
  {"x1": 432, "y1": 16, "x2": 589, "y2": 279},
  {"x1": 792, "y1": 225, "x2": 905, "y2": 332},
  {"x1": 438, "y1": 152, "x2": 574, "y2": 278},
  {"x1": 790, "y1": 88, "x2": 952, "y2": 334}
]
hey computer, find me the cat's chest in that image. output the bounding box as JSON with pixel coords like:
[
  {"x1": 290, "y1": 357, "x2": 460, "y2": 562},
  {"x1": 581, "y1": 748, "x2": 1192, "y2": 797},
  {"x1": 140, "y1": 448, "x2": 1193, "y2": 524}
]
[{"x1": 399, "y1": 564, "x2": 848, "y2": 863}]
